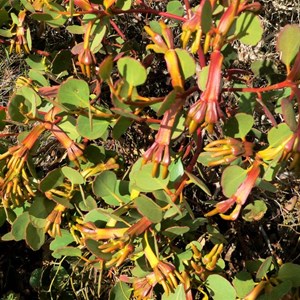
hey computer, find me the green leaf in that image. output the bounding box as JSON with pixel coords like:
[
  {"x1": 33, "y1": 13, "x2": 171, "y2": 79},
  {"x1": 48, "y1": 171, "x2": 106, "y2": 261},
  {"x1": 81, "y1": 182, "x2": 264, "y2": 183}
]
[
  {"x1": 281, "y1": 98, "x2": 297, "y2": 132},
  {"x1": 99, "y1": 55, "x2": 113, "y2": 81},
  {"x1": 116, "y1": 0, "x2": 132, "y2": 10},
  {"x1": 256, "y1": 256, "x2": 273, "y2": 280},
  {"x1": 277, "y1": 24, "x2": 300, "y2": 67},
  {"x1": 233, "y1": 271, "x2": 255, "y2": 298},
  {"x1": 39, "y1": 168, "x2": 65, "y2": 192},
  {"x1": 28, "y1": 70, "x2": 49, "y2": 86},
  {"x1": 221, "y1": 165, "x2": 247, "y2": 197},
  {"x1": 62, "y1": 166, "x2": 85, "y2": 184},
  {"x1": 162, "y1": 284, "x2": 186, "y2": 299},
  {"x1": 267, "y1": 123, "x2": 293, "y2": 148},
  {"x1": 109, "y1": 281, "x2": 132, "y2": 300},
  {"x1": 157, "y1": 90, "x2": 176, "y2": 117},
  {"x1": 206, "y1": 274, "x2": 236, "y2": 300},
  {"x1": 8, "y1": 94, "x2": 31, "y2": 122},
  {"x1": 29, "y1": 195, "x2": 55, "y2": 229},
  {"x1": 66, "y1": 25, "x2": 85, "y2": 34},
  {"x1": 166, "y1": 1, "x2": 184, "y2": 16},
  {"x1": 50, "y1": 229, "x2": 75, "y2": 252},
  {"x1": 12, "y1": 212, "x2": 30, "y2": 241},
  {"x1": 162, "y1": 226, "x2": 190, "y2": 239},
  {"x1": 30, "y1": 268, "x2": 43, "y2": 290},
  {"x1": 117, "y1": 57, "x2": 147, "y2": 86},
  {"x1": 278, "y1": 263, "x2": 300, "y2": 287},
  {"x1": 175, "y1": 49, "x2": 196, "y2": 80},
  {"x1": 25, "y1": 54, "x2": 47, "y2": 71},
  {"x1": 43, "y1": 3, "x2": 68, "y2": 27},
  {"x1": 234, "y1": 12, "x2": 263, "y2": 46},
  {"x1": 134, "y1": 195, "x2": 163, "y2": 223},
  {"x1": 77, "y1": 115, "x2": 110, "y2": 140},
  {"x1": 201, "y1": 0, "x2": 212, "y2": 33},
  {"x1": 51, "y1": 50, "x2": 72, "y2": 74},
  {"x1": 93, "y1": 171, "x2": 122, "y2": 205},
  {"x1": 53, "y1": 246, "x2": 82, "y2": 259},
  {"x1": 224, "y1": 113, "x2": 254, "y2": 138},
  {"x1": 90, "y1": 23, "x2": 106, "y2": 53},
  {"x1": 185, "y1": 171, "x2": 211, "y2": 196},
  {"x1": 58, "y1": 78, "x2": 90, "y2": 110},
  {"x1": 242, "y1": 200, "x2": 267, "y2": 222},
  {"x1": 197, "y1": 65, "x2": 209, "y2": 91},
  {"x1": 130, "y1": 160, "x2": 170, "y2": 192},
  {"x1": 26, "y1": 223, "x2": 45, "y2": 251}
]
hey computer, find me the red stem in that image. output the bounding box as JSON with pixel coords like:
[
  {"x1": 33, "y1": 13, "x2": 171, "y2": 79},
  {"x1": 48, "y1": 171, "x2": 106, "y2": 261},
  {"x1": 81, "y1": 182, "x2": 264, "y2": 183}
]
[{"x1": 111, "y1": 8, "x2": 187, "y2": 22}]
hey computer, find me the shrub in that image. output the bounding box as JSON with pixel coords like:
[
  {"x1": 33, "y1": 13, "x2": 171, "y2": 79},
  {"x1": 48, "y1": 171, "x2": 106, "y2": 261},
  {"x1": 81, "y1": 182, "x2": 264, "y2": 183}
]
[{"x1": 0, "y1": 0, "x2": 300, "y2": 299}]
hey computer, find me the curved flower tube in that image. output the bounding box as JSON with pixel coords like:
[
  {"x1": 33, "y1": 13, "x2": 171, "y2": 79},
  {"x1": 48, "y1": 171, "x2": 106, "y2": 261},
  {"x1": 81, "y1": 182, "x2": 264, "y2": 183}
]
[{"x1": 205, "y1": 160, "x2": 261, "y2": 220}]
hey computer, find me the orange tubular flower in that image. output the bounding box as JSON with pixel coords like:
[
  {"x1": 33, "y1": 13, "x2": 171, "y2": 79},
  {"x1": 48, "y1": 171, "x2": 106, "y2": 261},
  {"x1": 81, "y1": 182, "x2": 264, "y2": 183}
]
[
  {"x1": 10, "y1": 10, "x2": 30, "y2": 55},
  {"x1": 205, "y1": 161, "x2": 261, "y2": 220},
  {"x1": 186, "y1": 50, "x2": 224, "y2": 134},
  {"x1": 0, "y1": 124, "x2": 45, "y2": 207},
  {"x1": 204, "y1": 138, "x2": 254, "y2": 166},
  {"x1": 133, "y1": 272, "x2": 157, "y2": 300},
  {"x1": 181, "y1": 0, "x2": 211, "y2": 53},
  {"x1": 143, "y1": 97, "x2": 184, "y2": 178}
]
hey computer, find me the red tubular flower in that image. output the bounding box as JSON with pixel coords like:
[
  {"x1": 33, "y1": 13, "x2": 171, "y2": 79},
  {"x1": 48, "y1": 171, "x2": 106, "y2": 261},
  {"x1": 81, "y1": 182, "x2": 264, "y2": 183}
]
[
  {"x1": 186, "y1": 50, "x2": 224, "y2": 133},
  {"x1": 205, "y1": 161, "x2": 261, "y2": 220},
  {"x1": 143, "y1": 97, "x2": 184, "y2": 178}
]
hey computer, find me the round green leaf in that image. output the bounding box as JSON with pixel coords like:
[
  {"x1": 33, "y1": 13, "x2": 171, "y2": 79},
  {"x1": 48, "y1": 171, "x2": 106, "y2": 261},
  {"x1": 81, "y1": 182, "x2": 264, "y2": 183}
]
[
  {"x1": 223, "y1": 113, "x2": 254, "y2": 139},
  {"x1": 93, "y1": 171, "x2": 121, "y2": 205},
  {"x1": 134, "y1": 195, "x2": 163, "y2": 223},
  {"x1": 234, "y1": 12, "x2": 263, "y2": 46},
  {"x1": 99, "y1": 55, "x2": 113, "y2": 81},
  {"x1": 39, "y1": 168, "x2": 64, "y2": 192},
  {"x1": 206, "y1": 274, "x2": 236, "y2": 300},
  {"x1": 77, "y1": 115, "x2": 109, "y2": 140},
  {"x1": 277, "y1": 24, "x2": 300, "y2": 67},
  {"x1": 50, "y1": 229, "x2": 75, "y2": 252},
  {"x1": 53, "y1": 246, "x2": 82, "y2": 259},
  {"x1": 109, "y1": 281, "x2": 132, "y2": 300},
  {"x1": 129, "y1": 160, "x2": 170, "y2": 192},
  {"x1": 58, "y1": 78, "x2": 90, "y2": 110},
  {"x1": 117, "y1": 57, "x2": 147, "y2": 86},
  {"x1": 267, "y1": 123, "x2": 293, "y2": 147},
  {"x1": 62, "y1": 166, "x2": 85, "y2": 184},
  {"x1": 278, "y1": 263, "x2": 300, "y2": 287},
  {"x1": 221, "y1": 165, "x2": 247, "y2": 197},
  {"x1": 242, "y1": 200, "x2": 268, "y2": 222},
  {"x1": 166, "y1": 1, "x2": 184, "y2": 16},
  {"x1": 26, "y1": 223, "x2": 45, "y2": 251},
  {"x1": 233, "y1": 271, "x2": 255, "y2": 298},
  {"x1": 256, "y1": 256, "x2": 273, "y2": 280},
  {"x1": 12, "y1": 212, "x2": 30, "y2": 241},
  {"x1": 175, "y1": 49, "x2": 196, "y2": 80}
]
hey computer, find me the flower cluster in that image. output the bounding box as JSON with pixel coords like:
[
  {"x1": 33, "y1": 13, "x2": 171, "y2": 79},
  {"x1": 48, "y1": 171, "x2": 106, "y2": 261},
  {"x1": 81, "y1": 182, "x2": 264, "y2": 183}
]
[
  {"x1": 186, "y1": 51, "x2": 224, "y2": 133},
  {"x1": 9, "y1": 10, "x2": 30, "y2": 55},
  {"x1": 203, "y1": 137, "x2": 254, "y2": 166},
  {"x1": 0, "y1": 124, "x2": 45, "y2": 207}
]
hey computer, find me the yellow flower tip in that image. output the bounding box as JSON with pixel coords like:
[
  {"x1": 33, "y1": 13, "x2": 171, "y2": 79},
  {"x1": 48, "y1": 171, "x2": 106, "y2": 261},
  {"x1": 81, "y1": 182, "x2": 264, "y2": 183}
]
[
  {"x1": 188, "y1": 119, "x2": 199, "y2": 135},
  {"x1": 204, "y1": 207, "x2": 219, "y2": 218},
  {"x1": 151, "y1": 161, "x2": 159, "y2": 177}
]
